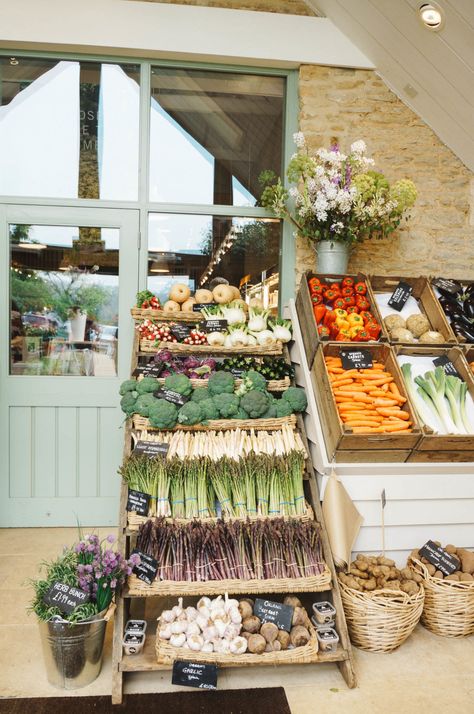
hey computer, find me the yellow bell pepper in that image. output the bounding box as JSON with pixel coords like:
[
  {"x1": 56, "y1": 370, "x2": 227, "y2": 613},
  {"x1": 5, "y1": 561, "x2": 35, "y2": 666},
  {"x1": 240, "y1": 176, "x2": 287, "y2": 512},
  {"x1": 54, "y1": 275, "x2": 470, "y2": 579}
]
[
  {"x1": 335, "y1": 318, "x2": 350, "y2": 331},
  {"x1": 349, "y1": 324, "x2": 365, "y2": 338},
  {"x1": 347, "y1": 313, "x2": 364, "y2": 326}
]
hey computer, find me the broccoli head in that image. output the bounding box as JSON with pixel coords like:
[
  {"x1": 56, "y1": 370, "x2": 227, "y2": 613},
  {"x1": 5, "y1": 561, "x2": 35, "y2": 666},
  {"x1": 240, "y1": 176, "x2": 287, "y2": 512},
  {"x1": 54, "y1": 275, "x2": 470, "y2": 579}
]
[
  {"x1": 262, "y1": 403, "x2": 277, "y2": 419},
  {"x1": 136, "y1": 377, "x2": 158, "y2": 395},
  {"x1": 240, "y1": 390, "x2": 271, "y2": 419},
  {"x1": 177, "y1": 401, "x2": 202, "y2": 425},
  {"x1": 135, "y1": 393, "x2": 156, "y2": 417},
  {"x1": 120, "y1": 379, "x2": 138, "y2": 396},
  {"x1": 275, "y1": 399, "x2": 293, "y2": 418},
  {"x1": 281, "y1": 387, "x2": 307, "y2": 413},
  {"x1": 148, "y1": 399, "x2": 178, "y2": 429},
  {"x1": 120, "y1": 392, "x2": 138, "y2": 416},
  {"x1": 191, "y1": 387, "x2": 211, "y2": 403},
  {"x1": 199, "y1": 398, "x2": 220, "y2": 422},
  {"x1": 234, "y1": 407, "x2": 250, "y2": 420},
  {"x1": 213, "y1": 393, "x2": 240, "y2": 418},
  {"x1": 164, "y1": 373, "x2": 192, "y2": 396},
  {"x1": 236, "y1": 369, "x2": 267, "y2": 396},
  {"x1": 208, "y1": 371, "x2": 235, "y2": 396}
]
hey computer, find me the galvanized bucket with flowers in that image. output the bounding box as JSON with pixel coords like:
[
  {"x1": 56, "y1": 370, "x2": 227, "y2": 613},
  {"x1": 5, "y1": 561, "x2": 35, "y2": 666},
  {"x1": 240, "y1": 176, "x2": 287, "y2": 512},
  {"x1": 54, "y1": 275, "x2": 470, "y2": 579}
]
[
  {"x1": 30, "y1": 533, "x2": 139, "y2": 689},
  {"x1": 260, "y1": 134, "x2": 417, "y2": 274}
]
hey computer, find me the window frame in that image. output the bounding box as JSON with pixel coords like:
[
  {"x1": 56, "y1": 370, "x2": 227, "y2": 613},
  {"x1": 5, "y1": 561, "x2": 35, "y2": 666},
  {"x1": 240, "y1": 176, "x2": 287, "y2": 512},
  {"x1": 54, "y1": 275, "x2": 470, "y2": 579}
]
[{"x1": 0, "y1": 51, "x2": 298, "y2": 309}]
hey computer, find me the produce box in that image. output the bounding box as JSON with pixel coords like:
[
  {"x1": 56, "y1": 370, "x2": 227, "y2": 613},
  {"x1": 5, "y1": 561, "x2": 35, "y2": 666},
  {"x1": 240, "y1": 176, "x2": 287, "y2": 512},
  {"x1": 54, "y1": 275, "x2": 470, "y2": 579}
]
[
  {"x1": 394, "y1": 345, "x2": 474, "y2": 462},
  {"x1": 465, "y1": 347, "x2": 474, "y2": 375},
  {"x1": 430, "y1": 277, "x2": 474, "y2": 344},
  {"x1": 370, "y1": 275, "x2": 456, "y2": 346},
  {"x1": 311, "y1": 343, "x2": 421, "y2": 462},
  {"x1": 296, "y1": 271, "x2": 387, "y2": 369}
]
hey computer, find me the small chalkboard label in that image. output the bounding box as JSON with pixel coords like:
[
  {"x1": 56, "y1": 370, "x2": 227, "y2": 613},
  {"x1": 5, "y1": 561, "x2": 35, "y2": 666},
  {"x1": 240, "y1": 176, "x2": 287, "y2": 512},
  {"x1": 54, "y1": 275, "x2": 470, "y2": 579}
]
[
  {"x1": 133, "y1": 360, "x2": 164, "y2": 378},
  {"x1": 133, "y1": 440, "x2": 170, "y2": 458},
  {"x1": 172, "y1": 660, "x2": 218, "y2": 690},
  {"x1": 387, "y1": 281, "x2": 413, "y2": 311},
  {"x1": 433, "y1": 355, "x2": 462, "y2": 379},
  {"x1": 131, "y1": 550, "x2": 158, "y2": 585},
  {"x1": 419, "y1": 540, "x2": 459, "y2": 576},
  {"x1": 230, "y1": 368, "x2": 245, "y2": 378},
  {"x1": 200, "y1": 318, "x2": 228, "y2": 333},
  {"x1": 126, "y1": 488, "x2": 150, "y2": 516},
  {"x1": 154, "y1": 388, "x2": 189, "y2": 407},
  {"x1": 254, "y1": 598, "x2": 294, "y2": 632},
  {"x1": 43, "y1": 581, "x2": 90, "y2": 614},
  {"x1": 193, "y1": 303, "x2": 210, "y2": 312},
  {"x1": 340, "y1": 349, "x2": 373, "y2": 370},
  {"x1": 170, "y1": 323, "x2": 191, "y2": 341},
  {"x1": 432, "y1": 278, "x2": 462, "y2": 295}
]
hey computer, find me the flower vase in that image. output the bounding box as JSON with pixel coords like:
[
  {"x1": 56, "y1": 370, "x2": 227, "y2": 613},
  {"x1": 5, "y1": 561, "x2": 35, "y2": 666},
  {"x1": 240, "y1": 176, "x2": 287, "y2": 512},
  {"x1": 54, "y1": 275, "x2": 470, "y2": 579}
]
[
  {"x1": 69, "y1": 313, "x2": 87, "y2": 342},
  {"x1": 315, "y1": 240, "x2": 350, "y2": 275}
]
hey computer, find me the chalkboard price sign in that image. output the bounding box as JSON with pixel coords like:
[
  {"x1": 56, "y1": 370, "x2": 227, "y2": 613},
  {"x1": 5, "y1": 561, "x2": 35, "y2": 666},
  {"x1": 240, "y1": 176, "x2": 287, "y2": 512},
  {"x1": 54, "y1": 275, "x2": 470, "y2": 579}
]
[
  {"x1": 387, "y1": 281, "x2": 413, "y2": 311},
  {"x1": 170, "y1": 324, "x2": 191, "y2": 341},
  {"x1": 193, "y1": 304, "x2": 210, "y2": 312},
  {"x1": 126, "y1": 489, "x2": 150, "y2": 516},
  {"x1": 419, "y1": 540, "x2": 459, "y2": 576},
  {"x1": 433, "y1": 355, "x2": 462, "y2": 380},
  {"x1": 172, "y1": 660, "x2": 218, "y2": 690},
  {"x1": 432, "y1": 278, "x2": 462, "y2": 295},
  {"x1": 340, "y1": 349, "x2": 373, "y2": 370},
  {"x1": 43, "y1": 581, "x2": 90, "y2": 614},
  {"x1": 254, "y1": 598, "x2": 294, "y2": 632},
  {"x1": 133, "y1": 440, "x2": 170, "y2": 458},
  {"x1": 154, "y1": 388, "x2": 189, "y2": 407},
  {"x1": 230, "y1": 368, "x2": 245, "y2": 378},
  {"x1": 131, "y1": 550, "x2": 159, "y2": 585},
  {"x1": 200, "y1": 319, "x2": 228, "y2": 333}
]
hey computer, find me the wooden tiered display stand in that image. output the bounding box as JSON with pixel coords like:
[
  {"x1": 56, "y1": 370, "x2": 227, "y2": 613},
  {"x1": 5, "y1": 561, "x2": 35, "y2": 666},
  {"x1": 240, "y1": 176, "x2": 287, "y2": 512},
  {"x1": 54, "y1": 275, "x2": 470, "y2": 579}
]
[{"x1": 111, "y1": 330, "x2": 356, "y2": 703}]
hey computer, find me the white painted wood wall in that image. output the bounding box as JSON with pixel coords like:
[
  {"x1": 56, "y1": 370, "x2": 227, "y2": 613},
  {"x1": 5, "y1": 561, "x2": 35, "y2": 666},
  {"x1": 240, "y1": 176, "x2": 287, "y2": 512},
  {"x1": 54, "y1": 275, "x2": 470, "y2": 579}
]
[{"x1": 287, "y1": 300, "x2": 474, "y2": 566}]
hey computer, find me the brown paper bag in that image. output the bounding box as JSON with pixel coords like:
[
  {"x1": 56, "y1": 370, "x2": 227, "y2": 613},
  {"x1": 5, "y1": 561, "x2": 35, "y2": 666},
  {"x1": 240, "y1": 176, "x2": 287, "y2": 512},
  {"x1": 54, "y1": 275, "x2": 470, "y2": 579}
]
[{"x1": 322, "y1": 468, "x2": 363, "y2": 571}]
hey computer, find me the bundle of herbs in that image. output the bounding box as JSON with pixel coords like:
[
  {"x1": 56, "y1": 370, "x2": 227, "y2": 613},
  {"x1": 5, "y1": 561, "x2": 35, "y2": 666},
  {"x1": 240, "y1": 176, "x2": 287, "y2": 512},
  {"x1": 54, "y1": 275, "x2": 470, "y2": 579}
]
[{"x1": 136, "y1": 517, "x2": 324, "y2": 582}]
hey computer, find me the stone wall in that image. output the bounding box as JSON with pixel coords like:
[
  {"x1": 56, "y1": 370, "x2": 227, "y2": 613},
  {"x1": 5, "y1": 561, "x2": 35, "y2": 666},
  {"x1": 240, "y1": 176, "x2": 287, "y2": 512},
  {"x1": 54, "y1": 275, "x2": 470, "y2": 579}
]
[
  {"x1": 134, "y1": 0, "x2": 314, "y2": 15},
  {"x1": 297, "y1": 65, "x2": 474, "y2": 285}
]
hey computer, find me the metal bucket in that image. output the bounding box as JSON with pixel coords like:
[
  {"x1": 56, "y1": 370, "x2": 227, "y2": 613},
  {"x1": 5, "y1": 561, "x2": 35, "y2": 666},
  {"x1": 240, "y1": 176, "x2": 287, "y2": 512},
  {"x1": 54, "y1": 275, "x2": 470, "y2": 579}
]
[
  {"x1": 315, "y1": 240, "x2": 350, "y2": 274},
  {"x1": 38, "y1": 608, "x2": 108, "y2": 689}
]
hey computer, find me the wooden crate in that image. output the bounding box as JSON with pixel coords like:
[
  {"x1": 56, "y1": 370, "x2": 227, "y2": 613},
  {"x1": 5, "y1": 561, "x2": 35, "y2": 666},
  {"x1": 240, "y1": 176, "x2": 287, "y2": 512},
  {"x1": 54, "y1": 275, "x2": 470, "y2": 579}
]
[
  {"x1": 393, "y1": 345, "x2": 474, "y2": 459},
  {"x1": 430, "y1": 277, "x2": 474, "y2": 345},
  {"x1": 311, "y1": 343, "x2": 421, "y2": 462},
  {"x1": 296, "y1": 271, "x2": 387, "y2": 369},
  {"x1": 370, "y1": 275, "x2": 457, "y2": 346}
]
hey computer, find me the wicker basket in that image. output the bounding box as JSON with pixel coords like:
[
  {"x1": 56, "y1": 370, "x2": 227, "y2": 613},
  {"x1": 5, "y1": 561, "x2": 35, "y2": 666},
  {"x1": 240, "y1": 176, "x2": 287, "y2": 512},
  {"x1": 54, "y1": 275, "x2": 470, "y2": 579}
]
[
  {"x1": 127, "y1": 502, "x2": 314, "y2": 531},
  {"x1": 127, "y1": 568, "x2": 332, "y2": 597},
  {"x1": 155, "y1": 622, "x2": 320, "y2": 666},
  {"x1": 410, "y1": 558, "x2": 474, "y2": 638},
  {"x1": 137, "y1": 376, "x2": 291, "y2": 392},
  {"x1": 131, "y1": 414, "x2": 297, "y2": 432},
  {"x1": 139, "y1": 339, "x2": 283, "y2": 356},
  {"x1": 131, "y1": 307, "x2": 201, "y2": 322},
  {"x1": 339, "y1": 579, "x2": 424, "y2": 652}
]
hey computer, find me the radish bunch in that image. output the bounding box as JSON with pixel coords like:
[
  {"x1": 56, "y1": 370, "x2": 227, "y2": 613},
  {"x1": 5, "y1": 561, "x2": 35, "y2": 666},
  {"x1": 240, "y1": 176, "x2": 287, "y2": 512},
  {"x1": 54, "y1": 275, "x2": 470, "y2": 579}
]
[
  {"x1": 183, "y1": 329, "x2": 207, "y2": 345},
  {"x1": 137, "y1": 321, "x2": 177, "y2": 343}
]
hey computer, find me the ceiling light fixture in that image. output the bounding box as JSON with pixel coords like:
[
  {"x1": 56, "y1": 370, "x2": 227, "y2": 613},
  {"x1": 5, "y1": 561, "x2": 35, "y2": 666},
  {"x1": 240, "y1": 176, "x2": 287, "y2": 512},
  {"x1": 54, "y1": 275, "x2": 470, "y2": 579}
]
[
  {"x1": 418, "y1": 3, "x2": 445, "y2": 31},
  {"x1": 9, "y1": 57, "x2": 19, "y2": 65}
]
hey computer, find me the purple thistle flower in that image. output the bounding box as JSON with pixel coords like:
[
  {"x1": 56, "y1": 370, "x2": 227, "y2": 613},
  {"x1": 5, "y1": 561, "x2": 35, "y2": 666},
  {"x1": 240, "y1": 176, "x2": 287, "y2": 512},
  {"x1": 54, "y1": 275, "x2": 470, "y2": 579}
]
[{"x1": 107, "y1": 534, "x2": 116, "y2": 544}]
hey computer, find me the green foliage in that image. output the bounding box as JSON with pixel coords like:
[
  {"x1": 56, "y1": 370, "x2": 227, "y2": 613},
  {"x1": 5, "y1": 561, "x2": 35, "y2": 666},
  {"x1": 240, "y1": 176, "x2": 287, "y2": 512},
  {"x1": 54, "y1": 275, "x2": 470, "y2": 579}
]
[{"x1": 148, "y1": 399, "x2": 178, "y2": 429}]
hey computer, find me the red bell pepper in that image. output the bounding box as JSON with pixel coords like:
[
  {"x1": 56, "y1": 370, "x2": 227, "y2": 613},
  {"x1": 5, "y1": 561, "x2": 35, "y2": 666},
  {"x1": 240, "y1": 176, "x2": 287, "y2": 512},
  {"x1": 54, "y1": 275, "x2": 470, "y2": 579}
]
[
  {"x1": 308, "y1": 277, "x2": 321, "y2": 292},
  {"x1": 310, "y1": 283, "x2": 324, "y2": 296},
  {"x1": 323, "y1": 288, "x2": 340, "y2": 302},
  {"x1": 329, "y1": 282, "x2": 341, "y2": 290},
  {"x1": 318, "y1": 325, "x2": 331, "y2": 338},
  {"x1": 311, "y1": 293, "x2": 323, "y2": 305},
  {"x1": 343, "y1": 296, "x2": 356, "y2": 308},
  {"x1": 354, "y1": 281, "x2": 367, "y2": 295},
  {"x1": 342, "y1": 286, "x2": 354, "y2": 297},
  {"x1": 359, "y1": 310, "x2": 374, "y2": 323},
  {"x1": 366, "y1": 321, "x2": 381, "y2": 340},
  {"x1": 330, "y1": 321, "x2": 341, "y2": 340},
  {"x1": 353, "y1": 329, "x2": 371, "y2": 342},
  {"x1": 335, "y1": 329, "x2": 351, "y2": 341},
  {"x1": 342, "y1": 277, "x2": 355, "y2": 287},
  {"x1": 355, "y1": 296, "x2": 371, "y2": 310},
  {"x1": 313, "y1": 305, "x2": 327, "y2": 324},
  {"x1": 333, "y1": 297, "x2": 346, "y2": 310},
  {"x1": 323, "y1": 310, "x2": 337, "y2": 328},
  {"x1": 346, "y1": 306, "x2": 360, "y2": 315}
]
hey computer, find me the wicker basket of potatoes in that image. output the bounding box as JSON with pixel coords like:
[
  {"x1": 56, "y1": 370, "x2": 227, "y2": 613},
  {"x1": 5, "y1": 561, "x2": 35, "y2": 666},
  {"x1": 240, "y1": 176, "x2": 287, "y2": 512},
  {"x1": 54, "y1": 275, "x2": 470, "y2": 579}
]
[
  {"x1": 409, "y1": 543, "x2": 474, "y2": 638},
  {"x1": 338, "y1": 554, "x2": 424, "y2": 653}
]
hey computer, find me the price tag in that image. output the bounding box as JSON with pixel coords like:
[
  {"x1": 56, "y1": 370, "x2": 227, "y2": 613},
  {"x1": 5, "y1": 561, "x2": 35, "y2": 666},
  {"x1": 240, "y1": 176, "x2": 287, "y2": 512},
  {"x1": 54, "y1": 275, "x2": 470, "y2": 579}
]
[
  {"x1": 432, "y1": 278, "x2": 462, "y2": 295},
  {"x1": 172, "y1": 660, "x2": 218, "y2": 690},
  {"x1": 131, "y1": 550, "x2": 158, "y2": 585},
  {"x1": 200, "y1": 319, "x2": 228, "y2": 333},
  {"x1": 133, "y1": 359, "x2": 165, "y2": 378},
  {"x1": 340, "y1": 349, "x2": 373, "y2": 370},
  {"x1": 433, "y1": 355, "x2": 462, "y2": 380},
  {"x1": 170, "y1": 324, "x2": 191, "y2": 341},
  {"x1": 154, "y1": 388, "x2": 189, "y2": 407},
  {"x1": 387, "y1": 281, "x2": 413, "y2": 311},
  {"x1": 43, "y1": 581, "x2": 90, "y2": 614},
  {"x1": 230, "y1": 368, "x2": 245, "y2": 378},
  {"x1": 126, "y1": 489, "x2": 150, "y2": 516},
  {"x1": 419, "y1": 540, "x2": 459, "y2": 576},
  {"x1": 254, "y1": 598, "x2": 294, "y2": 632},
  {"x1": 133, "y1": 440, "x2": 170, "y2": 458},
  {"x1": 193, "y1": 303, "x2": 210, "y2": 312}
]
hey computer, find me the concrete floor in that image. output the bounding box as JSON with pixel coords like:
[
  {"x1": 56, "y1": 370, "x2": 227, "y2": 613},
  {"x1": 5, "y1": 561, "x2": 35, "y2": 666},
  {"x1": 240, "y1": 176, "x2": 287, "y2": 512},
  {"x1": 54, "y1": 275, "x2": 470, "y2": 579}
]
[{"x1": 2, "y1": 527, "x2": 474, "y2": 712}]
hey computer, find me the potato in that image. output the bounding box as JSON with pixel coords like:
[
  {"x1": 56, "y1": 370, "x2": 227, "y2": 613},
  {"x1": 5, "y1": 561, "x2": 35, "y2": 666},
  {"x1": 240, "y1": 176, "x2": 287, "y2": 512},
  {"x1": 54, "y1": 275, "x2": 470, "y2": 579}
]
[
  {"x1": 456, "y1": 549, "x2": 474, "y2": 574},
  {"x1": 247, "y1": 634, "x2": 266, "y2": 654},
  {"x1": 363, "y1": 577, "x2": 377, "y2": 591},
  {"x1": 378, "y1": 557, "x2": 395, "y2": 567},
  {"x1": 290, "y1": 626, "x2": 310, "y2": 648},
  {"x1": 355, "y1": 559, "x2": 369, "y2": 571},
  {"x1": 400, "y1": 567, "x2": 413, "y2": 581},
  {"x1": 459, "y1": 573, "x2": 474, "y2": 582},
  {"x1": 283, "y1": 595, "x2": 302, "y2": 609},
  {"x1": 412, "y1": 572, "x2": 423, "y2": 583},
  {"x1": 400, "y1": 581, "x2": 419, "y2": 596},
  {"x1": 426, "y1": 563, "x2": 436, "y2": 576},
  {"x1": 434, "y1": 570, "x2": 444, "y2": 579},
  {"x1": 350, "y1": 566, "x2": 368, "y2": 579},
  {"x1": 260, "y1": 622, "x2": 279, "y2": 643},
  {"x1": 238, "y1": 600, "x2": 253, "y2": 620},
  {"x1": 445, "y1": 573, "x2": 460, "y2": 582},
  {"x1": 445, "y1": 544, "x2": 458, "y2": 555},
  {"x1": 384, "y1": 580, "x2": 401, "y2": 591},
  {"x1": 276, "y1": 630, "x2": 290, "y2": 650},
  {"x1": 242, "y1": 616, "x2": 261, "y2": 634}
]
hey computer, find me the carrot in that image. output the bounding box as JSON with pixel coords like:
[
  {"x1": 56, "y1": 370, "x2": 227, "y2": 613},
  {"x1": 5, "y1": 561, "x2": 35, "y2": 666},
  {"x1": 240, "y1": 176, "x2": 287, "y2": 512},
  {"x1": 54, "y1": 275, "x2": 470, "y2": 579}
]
[
  {"x1": 376, "y1": 408, "x2": 409, "y2": 420},
  {"x1": 350, "y1": 426, "x2": 382, "y2": 433},
  {"x1": 389, "y1": 382, "x2": 402, "y2": 397},
  {"x1": 379, "y1": 422, "x2": 412, "y2": 431},
  {"x1": 372, "y1": 398, "x2": 399, "y2": 406},
  {"x1": 345, "y1": 420, "x2": 383, "y2": 427},
  {"x1": 327, "y1": 367, "x2": 345, "y2": 374},
  {"x1": 337, "y1": 385, "x2": 373, "y2": 393},
  {"x1": 330, "y1": 378, "x2": 354, "y2": 388}
]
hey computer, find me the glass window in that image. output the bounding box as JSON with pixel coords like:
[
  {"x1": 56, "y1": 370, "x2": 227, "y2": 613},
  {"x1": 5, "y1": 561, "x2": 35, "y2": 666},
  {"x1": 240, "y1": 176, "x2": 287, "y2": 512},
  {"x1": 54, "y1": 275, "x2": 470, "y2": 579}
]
[
  {"x1": 10, "y1": 224, "x2": 120, "y2": 376},
  {"x1": 0, "y1": 57, "x2": 140, "y2": 200},
  {"x1": 149, "y1": 68, "x2": 285, "y2": 207},
  {"x1": 147, "y1": 213, "x2": 280, "y2": 309}
]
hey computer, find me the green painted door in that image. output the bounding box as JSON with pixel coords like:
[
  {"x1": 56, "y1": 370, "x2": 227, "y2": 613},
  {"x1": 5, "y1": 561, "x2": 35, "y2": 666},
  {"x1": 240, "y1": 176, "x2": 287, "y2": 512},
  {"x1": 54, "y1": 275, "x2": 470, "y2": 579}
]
[{"x1": 1, "y1": 205, "x2": 139, "y2": 527}]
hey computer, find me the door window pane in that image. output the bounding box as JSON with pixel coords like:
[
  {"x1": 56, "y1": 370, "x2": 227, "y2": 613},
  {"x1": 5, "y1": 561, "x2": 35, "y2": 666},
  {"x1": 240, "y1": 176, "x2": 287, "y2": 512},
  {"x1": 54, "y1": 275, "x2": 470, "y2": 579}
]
[
  {"x1": 149, "y1": 68, "x2": 285, "y2": 207},
  {"x1": 147, "y1": 213, "x2": 280, "y2": 309},
  {"x1": 0, "y1": 57, "x2": 140, "y2": 200},
  {"x1": 10, "y1": 224, "x2": 120, "y2": 375}
]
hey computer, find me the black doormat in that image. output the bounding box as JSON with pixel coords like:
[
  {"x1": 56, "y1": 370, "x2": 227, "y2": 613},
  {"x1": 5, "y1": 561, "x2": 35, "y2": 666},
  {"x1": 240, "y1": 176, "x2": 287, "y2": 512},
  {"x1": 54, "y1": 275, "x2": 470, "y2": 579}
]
[{"x1": 0, "y1": 688, "x2": 291, "y2": 714}]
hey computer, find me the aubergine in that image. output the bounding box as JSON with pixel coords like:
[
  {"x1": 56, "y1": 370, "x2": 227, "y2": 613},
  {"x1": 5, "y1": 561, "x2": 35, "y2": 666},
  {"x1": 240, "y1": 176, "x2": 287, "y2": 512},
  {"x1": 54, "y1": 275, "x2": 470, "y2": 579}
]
[
  {"x1": 463, "y1": 300, "x2": 474, "y2": 320},
  {"x1": 452, "y1": 322, "x2": 474, "y2": 342}
]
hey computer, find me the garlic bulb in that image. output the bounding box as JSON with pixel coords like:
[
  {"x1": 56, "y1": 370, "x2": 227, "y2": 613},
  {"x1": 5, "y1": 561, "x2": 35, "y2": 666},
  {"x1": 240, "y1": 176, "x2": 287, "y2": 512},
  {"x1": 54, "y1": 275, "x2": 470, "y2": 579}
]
[
  {"x1": 170, "y1": 620, "x2": 187, "y2": 635},
  {"x1": 158, "y1": 625, "x2": 172, "y2": 640},
  {"x1": 187, "y1": 634, "x2": 204, "y2": 652},
  {"x1": 224, "y1": 623, "x2": 241, "y2": 641},
  {"x1": 186, "y1": 621, "x2": 200, "y2": 637},
  {"x1": 229, "y1": 636, "x2": 248, "y2": 655},
  {"x1": 172, "y1": 597, "x2": 184, "y2": 619},
  {"x1": 228, "y1": 607, "x2": 242, "y2": 624},
  {"x1": 160, "y1": 609, "x2": 175, "y2": 624},
  {"x1": 219, "y1": 639, "x2": 231, "y2": 654},
  {"x1": 202, "y1": 625, "x2": 218, "y2": 642},
  {"x1": 224, "y1": 595, "x2": 239, "y2": 613},
  {"x1": 201, "y1": 641, "x2": 214, "y2": 653},
  {"x1": 196, "y1": 613, "x2": 210, "y2": 631},
  {"x1": 185, "y1": 606, "x2": 198, "y2": 622},
  {"x1": 170, "y1": 633, "x2": 186, "y2": 648},
  {"x1": 197, "y1": 596, "x2": 211, "y2": 613},
  {"x1": 214, "y1": 618, "x2": 228, "y2": 638}
]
